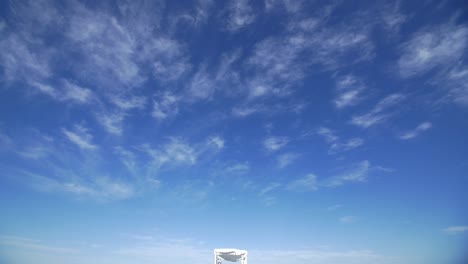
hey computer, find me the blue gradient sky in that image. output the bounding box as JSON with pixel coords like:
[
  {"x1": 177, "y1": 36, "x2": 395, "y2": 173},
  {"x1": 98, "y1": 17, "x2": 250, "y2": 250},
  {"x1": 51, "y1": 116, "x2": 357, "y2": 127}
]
[{"x1": 0, "y1": 0, "x2": 467, "y2": 264}]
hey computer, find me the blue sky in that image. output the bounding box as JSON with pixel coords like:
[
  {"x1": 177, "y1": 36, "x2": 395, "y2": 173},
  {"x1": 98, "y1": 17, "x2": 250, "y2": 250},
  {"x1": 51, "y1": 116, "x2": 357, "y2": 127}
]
[{"x1": 0, "y1": 0, "x2": 467, "y2": 263}]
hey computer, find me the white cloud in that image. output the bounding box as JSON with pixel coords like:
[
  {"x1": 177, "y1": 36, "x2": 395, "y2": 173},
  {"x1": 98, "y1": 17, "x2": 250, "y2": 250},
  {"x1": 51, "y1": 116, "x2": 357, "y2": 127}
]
[
  {"x1": 152, "y1": 92, "x2": 179, "y2": 121},
  {"x1": 380, "y1": 1, "x2": 407, "y2": 34},
  {"x1": 62, "y1": 177, "x2": 133, "y2": 200},
  {"x1": 232, "y1": 104, "x2": 264, "y2": 117},
  {"x1": 287, "y1": 174, "x2": 318, "y2": 192},
  {"x1": 20, "y1": 170, "x2": 134, "y2": 201},
  {"x1": 325, "y1": 160, "x2": 371, "y2": 187},
  {"x1": 192, "y1": 0, "x2": 214, "y2": 26},
  {"x1": 243, "y1": 13, "x2": 374, "y2": 105},
  {"x1": 16, "y1": 146, "x2": 49, "y2": 160},
  {"x1": 30, "y1": 81, "x2": 58, "y2": 98},
  {"x1": 62, "y1": 125, "x2": 97, "y2": 150},
  {"x1": 259, "y1": 182, "x2": 281, "y2": 197},
  {"x1": 111, "y1": 94, "x2": 146, "y2": 110},
  {"x1": 441, "y1": 64, "x2": 468, "y2": 106},
  {"x1": 317, "y1": 127, "x2": 364, "y2": 154},
  {"x1": 303, "y1": 24, "x2": 374, "y2": 67},
  {"x1": 225, "y1": 162, "x2": 250, "y2": 175},
  {"x1": 258, "y1": 182, "x2": 281, "y2": 206},
  {"x1": 334, "y1": 74, "x2": 366, "y2": 109},
  {"x1": 161, "y1": 139, "x2": 197, "y2": 165},
  {"x1": 207, "y1": 136, "x2": 225, "y2": 150},
  {"x1": 66, "y1": 3, "x2": 144, "y2": 88},
  {"x1": 249, "y1": 85, "x2": 271, "y2": 98},
  {"x1": 188, "y1": 65, "x2": 216, "y2": 100},
  {"x1": 247, "y1": 37, "x2": 305, "y2": 94},
  {"x1": 442, "y1": 225, "x2": 468, "y2": 235},
  {"x1": 140, "y1": 138, "x2": 197, "y2": 168},
  {"x1": 114, "y1": 146, "x2": 137, "y2": 173},
  {"x1": 338, "y1": 138, "x2": 364, "y2": 152},
  {"x1": 139, "y1": 136, "x2": 226, "y2": 172},
  {"x1": 226, "y1": 0, "x2": 256, "y2": 31},
  {"x1": 62, "y1": 80, "x2": 93, "y2": 104},
  {"x1": 148, "y1": 37, "x2": 191, "y2": 83},
  {"x1": 351, "y1": 93, "x2": 405, "y2": 128},
  {"x1": 398, "y1": 24, "x2": 468, "y2": 78},
  {"x1": 317, "y1": 127, "x2": 339, "y2": 143},
  {"x1": 399, "y1": 122, "x2": 432, "y2": 140},
  {"x1": 340, "y1": 215, "x2": 359, "y2": 224},
  {"x1": 0, "y1": 34, "x2": 52, "y2": 82},
  {"x1": 277, "y1": 152, "x2": 299, "y2": 168},
  {"x1": 97, "y1": 111, "x2": 125, "y2": 135},
  {"x1": 263, "y1": 136, "x2": 289, "y2": 152},
  {"x1": 265, "y1": 0, "x2": 303, "y2": 13}
]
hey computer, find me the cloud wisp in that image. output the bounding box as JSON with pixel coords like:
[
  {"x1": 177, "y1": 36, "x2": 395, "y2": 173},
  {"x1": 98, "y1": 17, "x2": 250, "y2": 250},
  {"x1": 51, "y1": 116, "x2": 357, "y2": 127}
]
[
  {"x1": 399, "y1": 122, "x2": 432, "y2": 140},
  {"x1": 62, "y1": 125, "x2": 98, "y2": 150},
  {"x1": 442, "y1": 226, "x2": 468, "y2": 235},
  {"x1": 351, "y1": 94, "x2": 405, "y2": 128},
  {"x1": 263, "y1": 136, "x2": 289, "y2": 152},
  {"x1": 317, "y1": 127, "x2": 364, "y2": 154}
]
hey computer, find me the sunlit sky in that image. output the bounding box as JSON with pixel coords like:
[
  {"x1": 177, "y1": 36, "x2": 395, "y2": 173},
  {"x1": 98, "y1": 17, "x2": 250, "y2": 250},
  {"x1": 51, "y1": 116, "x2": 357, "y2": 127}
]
[{"x1": 0, "y1": 0, "x2": 467, "y2": 264}]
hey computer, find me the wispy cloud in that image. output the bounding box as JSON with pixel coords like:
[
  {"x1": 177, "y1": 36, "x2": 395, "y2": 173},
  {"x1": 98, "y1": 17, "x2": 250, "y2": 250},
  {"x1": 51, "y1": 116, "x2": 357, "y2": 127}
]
[
  {"x1": 445, "y1": 65, "x2": 468, "y2": 106},
  {"x1": 286, "y1": 174, "x2": 318, "y2": 192},
  {"x1": 110, "y1": 94, "x2": 146, "y2": 110},
  {"x1": 333, "y1": 74, "x2": 366, "y2": 109},
  {"x1": 152, "y1": 92, "x2": 180, "y2": 121},
  {"x1": 398, "y1": 24, "x2": 468, "y2": 78},
  {"x1": 66, "y1": 1, "x2": 147, "y2": 88},
  {"x1": 225, "y1": 0, "x2": 256, "y2": 31},
  {"x1": 317, "y1": 127, "x2": 339, "y2": 143},
  {"x1": 263, "y1": 136, "x2": 289, "y2": 152},
  {"x1": 62, "y1": 80, "x2": 93, "y2": 104},
  {"x1": 187, "y1": 65, "x2": 215, "y2": 100},
  {"x1": 62, "y1": 125, "x2": 97, "y2": 150},
  {"x1": 285, "y1": 160, "x2": 386, "y2": 193},
  {"x1": 259, "y1": 182, "x2": 281, "y2": 197},
  {"x1": 380, "y1": 1, "x2": 407, "y2": 34},
  {"x1": 317, "y1": 127, "x2": 364, "y2": 154},
  {"x1": 15, "y1": 146, "x2": 50, "y2": 160},
  {"x1": 30, "y1": 81, "x2": 58, "y2": 98},
  {"x1": 225, "y1": 162, "x2": 250, "y2": 175},
  {"x1": 265, "y1": 0, "x2": 303, "y2": 13},
  {"x1": 232, "y1": 104, "x2": 264, "y2": 117},
  {"x1": 140, "y1": 138, "x2": 197, "y2": 168},
  {"x1": 442, "y1": 225, "x2": 468, "y2": 235},
  {"x1": 258, "y1": 182, "x2": 281, "y2": 206},
  {"x1": 325, "y1": 160, "x2": 371, "y2": 187},
  {"x1": 277, "y1": 152, "x2": 299, "y2": 168},
  {"x1": 351, "y1": 93, "x2": 405, "y2": 128},
  {"x1": 20, "y1": 170, "x2": 134, "y2": 201},
  {"x1": 339, "y1": 215, "x2": 359, "y2": 224},
  {"x1": 0, "y1": 33, "x2": 52, "y2": 83},
  {"x1": 399, "y1": 122, "x2": 432, "y2": 140},
  {"x1": 114, "y1": 146, "x2": 137, "y2": 173},
  {"x1": 96, "y1": 111, "x2": 125, "y2": 135},
  {"x1": 206, "y1": 136, "x2": 225, "y2": 150}
]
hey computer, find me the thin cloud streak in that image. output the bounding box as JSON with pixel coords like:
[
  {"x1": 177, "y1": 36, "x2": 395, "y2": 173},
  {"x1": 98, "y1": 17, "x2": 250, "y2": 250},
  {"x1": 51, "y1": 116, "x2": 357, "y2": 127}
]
[{"x1": 399, "y1": 122, "x2": 432, "y2": 140}]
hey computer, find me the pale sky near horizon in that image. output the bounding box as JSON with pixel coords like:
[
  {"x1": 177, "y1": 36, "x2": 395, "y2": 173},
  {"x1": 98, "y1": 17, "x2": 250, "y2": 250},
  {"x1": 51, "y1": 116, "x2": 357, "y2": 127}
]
[{"x1": 0, "y1": 0, "x2": 467, "y2": 264}]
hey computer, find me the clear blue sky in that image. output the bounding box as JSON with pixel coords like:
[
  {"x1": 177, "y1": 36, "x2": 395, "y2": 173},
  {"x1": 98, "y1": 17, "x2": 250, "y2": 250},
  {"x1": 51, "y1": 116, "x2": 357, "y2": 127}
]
[{"x1": 0, "y1": 1, "x2": 467, "y2": 264}]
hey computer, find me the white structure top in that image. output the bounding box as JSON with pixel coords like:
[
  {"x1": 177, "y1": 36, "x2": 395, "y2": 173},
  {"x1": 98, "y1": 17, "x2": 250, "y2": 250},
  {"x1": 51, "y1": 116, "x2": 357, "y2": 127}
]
[{"x1": 214, "y1": 248, "x2": 248, "y2": 264}]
